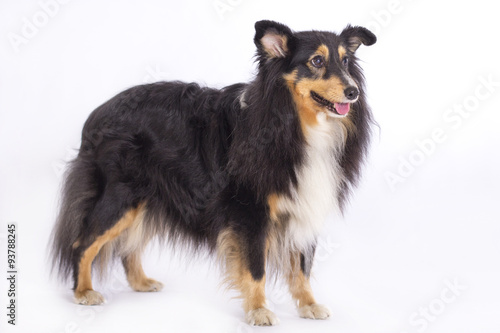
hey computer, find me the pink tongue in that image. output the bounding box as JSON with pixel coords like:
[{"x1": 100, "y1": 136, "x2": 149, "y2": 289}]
[{"x1": 334, "y1": 103, "x2": 350, "y2": 115}]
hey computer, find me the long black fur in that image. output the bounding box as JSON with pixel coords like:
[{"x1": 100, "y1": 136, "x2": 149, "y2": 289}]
[{"x1": 51, "y1": 20, "x2": 376, "y2": 288}]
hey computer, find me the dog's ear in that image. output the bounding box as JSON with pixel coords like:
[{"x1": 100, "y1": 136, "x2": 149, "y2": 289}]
[
  {"x1": 254, "y1": 20, "x2": 294, "y2": 60},
  {"x1": 340, "y1": 25, "x2": 376, "y2": 53}
]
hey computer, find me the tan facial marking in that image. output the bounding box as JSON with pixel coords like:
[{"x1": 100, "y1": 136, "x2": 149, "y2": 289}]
[
  {"x1": 284, "y1": 43, "x2": 354, "y2": 140},
  {"x1": 296, "y1": 76, "x2": 345, "y2": 103},
  {"x1": 284, "y1": 70, "x2": 319, "y2": 131},
  {"x1": 285, "y1": 68, "x2": 347, "y2": 132},
  {"x1": 338, "y1": 45, "x2": 347, "y2": 59},
  {"x1": 306, "y1": 44, "x2": 330, "y2": 76},
  {"x1": 313, "y1": 44, "x2": 329, "y2": 64}
]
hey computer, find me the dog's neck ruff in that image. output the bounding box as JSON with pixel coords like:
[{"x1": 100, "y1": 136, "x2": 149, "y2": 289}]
[{"x1": 277, "y1": 114, "x2": 346, "y2": 251}]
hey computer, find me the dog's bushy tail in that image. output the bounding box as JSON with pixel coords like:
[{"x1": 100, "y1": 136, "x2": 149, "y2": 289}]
[{"x1": 50, "y1": 156, "x2": 98, "y2": 281}]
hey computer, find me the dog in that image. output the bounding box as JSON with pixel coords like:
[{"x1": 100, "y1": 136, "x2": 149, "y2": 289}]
[{"x1": 51, "y1": 20, "x2": 376, "y2": 326}]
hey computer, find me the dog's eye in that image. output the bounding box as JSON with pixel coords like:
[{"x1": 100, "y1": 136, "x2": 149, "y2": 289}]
[
  {"x1": 342, "y1": 57, "x2": 349, "y2": 67},
  {"x1": 311, "y1": 56, "x2": 325, "y2": 68}
]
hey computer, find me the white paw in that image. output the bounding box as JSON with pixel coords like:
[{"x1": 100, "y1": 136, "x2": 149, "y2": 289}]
[
  {"x1": 74, "y1": 289, "x2": 105, "y2": 305},
  {"x1": 298, "y1": 303, "x2": 331, "y2": 320},
  {"x1": 246, "y1": 307, "x2": 280, "y2": 326},
  {"x1": 132, "y1": 278, "x2": 164, "y2": 292}
]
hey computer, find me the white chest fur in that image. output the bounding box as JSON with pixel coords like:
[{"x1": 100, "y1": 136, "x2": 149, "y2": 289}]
[{"x1": 276, "y1": 115, "x2": 346, "y2": 251}]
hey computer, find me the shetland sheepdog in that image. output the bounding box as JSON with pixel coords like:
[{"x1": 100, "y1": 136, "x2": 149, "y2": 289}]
[{"x1": 51, "y1": 20, "x2": 376, "y2": 326}]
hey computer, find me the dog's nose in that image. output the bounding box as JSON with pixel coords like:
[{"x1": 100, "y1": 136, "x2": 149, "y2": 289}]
[{"x1": 344, "y1": 86, "x2": 359, "y2": 100}]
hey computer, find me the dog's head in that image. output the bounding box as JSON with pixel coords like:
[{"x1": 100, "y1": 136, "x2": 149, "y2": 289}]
[{"x1": 254, "y1": 20, "x2": 376, "y2": 123}]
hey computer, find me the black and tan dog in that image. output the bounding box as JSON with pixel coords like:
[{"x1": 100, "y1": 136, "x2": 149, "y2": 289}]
[{"x1": 51, "y1": 20, "x2": 376, "y2": 326}]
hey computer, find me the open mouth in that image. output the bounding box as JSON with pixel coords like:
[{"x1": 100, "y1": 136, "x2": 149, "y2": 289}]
[{"x1": 310, "y1": 91, "x2": 350, "y2": 116}]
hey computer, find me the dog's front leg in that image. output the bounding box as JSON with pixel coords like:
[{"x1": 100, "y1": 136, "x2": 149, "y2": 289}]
[
  {"x1": 288, "y1": 249, "x2": 331, "y2": 320},
  {"x1": 216, "y1": 195, "x2": 278, "y2": 326}
]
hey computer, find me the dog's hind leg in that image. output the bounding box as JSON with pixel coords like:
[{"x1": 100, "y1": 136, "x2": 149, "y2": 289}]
[
  {"x1": 122, "y1": 250, "x2": 163, "y2": 292},
  {"x1": 118, "y1": 207, "x2": 163, "y2": 292},
  {"x1": 287, "y1": 250, "x2": 331, "y2": 320},
  {"x1": 73, "y1": 204, "x2": 144, "y2": 305}
]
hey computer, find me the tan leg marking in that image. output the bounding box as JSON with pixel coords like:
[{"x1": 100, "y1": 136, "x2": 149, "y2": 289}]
[
  {"x1": 288, "y1": 253, "x2": 331, "y2": 320},
  {"x1": 123, "y1": 252, "x2": 163, "y2": 292},
  {"x1": 217, "y1": 230, "x2": 279, "y2": 326},
  {"x1": 239, "y1": 270, "x2": 266, "y2": 313},
  {"x1": 288, "y1": 253, "x2": 316, "y2": 308},
  {"x1": 288, "y1": 270, "x2": 317, "y2": 308},
  {"x1": 241, "y1": 272, "x2": 279, "y2": 326},
  {"x1": 74, "y1": 205, "x2": 144, "y2": 305}
]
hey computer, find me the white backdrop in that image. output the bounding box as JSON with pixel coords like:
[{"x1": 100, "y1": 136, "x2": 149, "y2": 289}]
[{"x1": 1, "y1": 1, "x2": 499, "y2": 332}]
